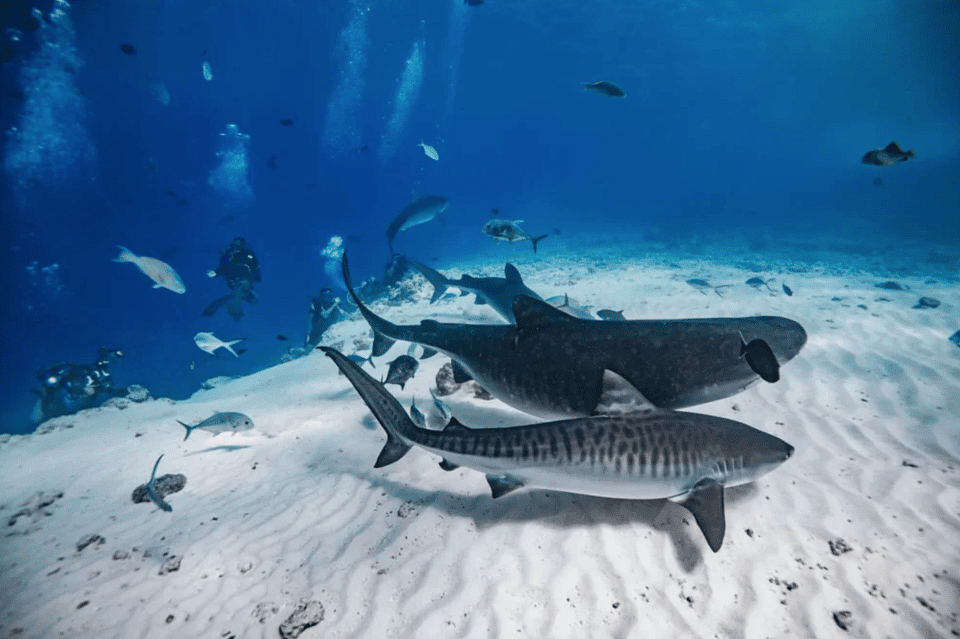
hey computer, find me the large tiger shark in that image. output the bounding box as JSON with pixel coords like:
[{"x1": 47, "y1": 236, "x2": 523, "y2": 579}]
[
  {"x1": 341, "y1": 254, "x2": 807, "y2": 419},
  {"x1": 322, "y1": 346, "x2": 794, "y2": 552},
  {"x1": 407, "y1": 259, "x2": 543, "y2": 324}
]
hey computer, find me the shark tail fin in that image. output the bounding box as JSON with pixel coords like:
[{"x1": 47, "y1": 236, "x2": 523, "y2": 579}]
[
  {"x1": 320, "y1": 347, "x2": 415, "y2": 468},
  {"x1": 177, "y1": 420, "x2": 194, "y2": 441},
  {"x1": 531, "y1": 234, "x2": 548, "y2": 253},
  {"x1": 342, "y1": 253, "x2": 401, "y2": 357},
  {"x1": 408, "y1": 259, "x2": 451, "y2": 303},
  {"x1": 112, "y1": 245, "x2": 135, "y2": 263}
]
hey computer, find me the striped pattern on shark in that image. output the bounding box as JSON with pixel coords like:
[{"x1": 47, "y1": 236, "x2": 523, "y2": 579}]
[{"x1": 322, "y1": 346, "x2": 794, "y2": 552}]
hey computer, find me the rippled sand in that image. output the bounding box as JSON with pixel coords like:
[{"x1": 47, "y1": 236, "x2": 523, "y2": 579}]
[{"x1": 2, "y1": 244, "x2": 958, "y2": 638}]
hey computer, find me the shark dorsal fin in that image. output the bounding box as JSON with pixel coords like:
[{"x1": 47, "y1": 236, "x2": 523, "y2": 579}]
[
  {"x1": 594, "y1": 370, "x2": 658, "y2": 415},
  {"x1": 513, "y1": 295, "x2": 576, "y2": 327},
  {"x1": 451, "y1": 360, "x2": 473, "y2": 383},
  {"x1": 504, "y1": 263, "x2": 522, "y2": 283},
  {"x1": 443, "y1": 417, "x2": 470, "y2": 432}
]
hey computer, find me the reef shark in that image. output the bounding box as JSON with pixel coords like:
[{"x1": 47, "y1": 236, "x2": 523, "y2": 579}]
[
  {"x1": 386, "y1": 195, "x2": 450, "y2": 254},
  {"x1": 342, "y1": 253, "x2": 807, "y2": 419},
  {"x1": 322, "y1": 346, "x2": 794, "y2": 552},
  {"x1": 407, "y1": 259, "x2": 544, "y2": 324}
]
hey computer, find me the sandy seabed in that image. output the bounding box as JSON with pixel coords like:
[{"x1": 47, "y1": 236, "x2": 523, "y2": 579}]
[{"x1": 2, "y1": 236, "x2": 959, "y2": 639}]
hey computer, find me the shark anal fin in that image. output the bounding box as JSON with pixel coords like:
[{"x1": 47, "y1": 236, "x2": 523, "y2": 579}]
[
  {"x1": 451, "y1": 360, "x2": 473, "y2": 383},
  {"x1": 439, "y1": 459, "x2": 459, "y2": 471},
  {"x1": 374, "y1": 433, "x2": 412, "y2": 468},
  {"x1": 594, "y1": 370, "x2": 658, "y2": 416},
  {"x1": 676, "y1": 478, "x2": 725, "y2": 553},
  {"x1": 486, "y1": 475, "x2": 524, "y2": 498},
  {"x1": 442, "y1": 417, "x2": 471, "y2": 432}
]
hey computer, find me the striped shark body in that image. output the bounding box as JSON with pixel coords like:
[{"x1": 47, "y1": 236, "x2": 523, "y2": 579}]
[
  {"x1": 322, "y1": 347, "x2": 794, "y2": 552},
  {"x1": 342, "y1": 253, "x2": 807, "y2": 419},
  {"x1": 407, "y1": 259, "x2": 544, "y2": 324}
]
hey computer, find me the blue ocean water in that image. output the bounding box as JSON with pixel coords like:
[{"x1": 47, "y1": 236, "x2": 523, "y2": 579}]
[{"x1": 1, "y1": 0, "x2": 957, "y2": 434}]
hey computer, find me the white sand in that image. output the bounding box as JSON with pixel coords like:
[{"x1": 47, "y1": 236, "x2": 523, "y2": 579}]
[{"x1": 2, "y1": 241, "x2": 959, "y2": 639}]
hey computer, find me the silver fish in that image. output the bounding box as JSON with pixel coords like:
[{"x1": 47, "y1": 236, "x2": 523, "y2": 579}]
[{"x1": 178, "y1": 411, "x2": 254, "y2": 441}]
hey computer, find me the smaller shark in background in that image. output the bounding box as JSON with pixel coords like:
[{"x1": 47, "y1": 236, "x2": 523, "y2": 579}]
[
  {"x1": 862, "y1": 141, "x2": 915, "y2": 166},
  {"x1": 322, "y1": 346, "x2": 794, "y2": 552},
  {"x1": 407, "y1": 259, "x2": 544, "y2": 324},
  {"x1": 386, "y1": 195, "x2": 450, "y2": 253}
]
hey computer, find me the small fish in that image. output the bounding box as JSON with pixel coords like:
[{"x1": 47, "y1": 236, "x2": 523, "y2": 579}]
[
  {"x1": 782, "y1": 284, "x2": 793, "y2": 296},
  {"x1": 279, "y1": 118, "x2": 294, "y2": 126},
  {"x1": 266, "y1": 154, "x2": 279, "y2": 170},
  {"x1": 418, "y1": 140, "x2": 439, "y2": 161},
  {"x1": 112, "y1": 246, "x2": 186, "y2": 293},
  {"x1": 745, "y1": 277, "x2": 773, "y2": 292},
  {"x1": 178, "y1": 411, "x2": 254, "y2": 441},
  {"x1": 546, "y1": 294, "x2": 594, "y2": 320},
  {"x1": 739, "y1": 332, "x2": 780, "y2": 383},
  {"x1": 862, "y1": 141, "x2": 915, "y2": 166},
  {"x1": 490, "y1": 208, "x2": 500, "y2": 216},
  {"x1": 120, "y1": 43, "x2": 136, "y2": 55},
  {"x1": 145, "y1": 455, "x2": 173, "y2": 512},
  {"x1": 276, "y1": 334, "x2": 288, "y2": 341},
  {"x1": 464, "y1": 0, "x2": 483, "y2": 5},
  {"x1": 409, "y1": 397, "x2": 426, "y2": 427},
  {"x1": 385, "y1": 354, "x2": 419, "y2": 390},
  {"x1": 202, "y1": 60, "x2": 213, "y2": 81},
  {"x1": 429, "y1": 388, "x2": 453, "y2": 422},
  {"x1": 189, "y1": 361, "x2": 195, "y2": 370},
  {"x1": 482, "y1": 219, "x2": 547, "y2": 253},
  {"x1": 597, "y1": 309, "x2": 626, "y2": 321},
  {"x1": 216, "y1": 214, "x2": 234, "y2": 226},
  {"x1": 686, "y1": 278, "x2": 729, "y2": 297},
  {"x1": 582, "y1": 81, "x2": 625, "y2": 98},
  {"x1": 194, "y1": 332, "x2": 243, "y2": 357}
]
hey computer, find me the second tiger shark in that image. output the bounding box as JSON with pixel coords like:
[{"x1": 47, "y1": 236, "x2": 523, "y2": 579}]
[{"x1": 341, "y1": 254, "x2": 807, "y2": 419}]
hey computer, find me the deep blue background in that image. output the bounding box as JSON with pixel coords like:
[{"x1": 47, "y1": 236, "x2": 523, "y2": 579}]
[{"x1": 1, "y1": 0, "x2": 958, "y2": 433}]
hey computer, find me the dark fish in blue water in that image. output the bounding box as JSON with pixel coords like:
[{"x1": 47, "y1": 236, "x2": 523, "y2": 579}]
[
  {"x1": 276, "y1": 334, "x2": 288, "y2": 341},
  {"x1": 862, "y1": 142, "x2": 915, "y2": 166},
  {"x1": 739, "y1": 333, "x2": 780, "y2": 383},
  {"x1": 385, "y1": 354, "x2": 419, "y2": 390},
  {"x1": 464, "y1": 0, "x2": 483, "y2": 5},
  {"x1": 782, "y1": 284, "x2": 793, "y2": 296},
  {"x1": 583, "y1": 81, "x2": 625, "y2": 98},
  {"x1": 279, "y1": 118, "x2": 293, "y2": 126},
  {"x1": 120, "y1": 43, "x2": 136, "y2": 55}
]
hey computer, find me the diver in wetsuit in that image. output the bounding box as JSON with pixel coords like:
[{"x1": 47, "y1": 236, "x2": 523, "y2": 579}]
[
  {"x1": 304, "y1": 287, "x2": 343, "y2": 348},
  {"x1": 33, "y1": 348, "x2": 126, "y2": 424},
  {"x1": 203, "y1": 237, "x2": 261, "y2": 321}
]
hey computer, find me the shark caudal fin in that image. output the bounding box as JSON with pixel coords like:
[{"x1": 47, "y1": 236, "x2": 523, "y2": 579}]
[
  {"x1": 321, "y1": 346, "x2": 414, "y2": 467},
  {"x1": 407, "y1": 259, "x2": 452, "y2": 303},
  {"x1": 341, "y1": 253, "x2": 398, "y2": 356}
]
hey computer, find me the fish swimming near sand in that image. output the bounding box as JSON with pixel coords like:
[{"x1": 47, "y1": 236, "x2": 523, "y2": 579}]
[
  {"x1": 782, "y1": 284, "x2": 793, "y2": 297},
  {"x1": 178, "y1": 411, "x2": 254, "y2": 441},
  {"x1": 385, "y1": 346, "x2": 419, "y2": 390},
  {"x1": 862, "y1": 141, "x2": 915, "y2": 166},
  {"x1": 193, "y1": 332, "x2": 243, "y2": 358},
  {"x1": 597, "y1": 309, "x2": 626, "y2": 321},
  {"x1": 739, "y1": 332, "x2": 780, "y2": 383},
  {"x1": 323, "y1": 346, "x2": 794, "y2": 552},
  {"x1": 386, "y1": 195, "x2": 450, "y2": 253},
  {"x1": 112, "y1": 246, "x2": 185, "y2": 293},
  {"x1": 482, "y1": 219, "x2": 548, "y2": 253},
  {"x1": 546, "y1": 293, "x2": 595, "y2": 320},
  {"x1": 745, "y1": 277, "x2": 773, "y2": 292},
  {"x1": 582, "y1": 81, "x2": 625, "y2": 98},
  {"x1": 687, "y1": 278, "x2": 730, "y2": 297},
  {"x1": 407, "y1": 259, "x2": 545, "y2": 324},
  {"x1": 146, "y1": 455, "x2": 173, "y2": 512},
  {"x1": 418, "y1": 140, "x2": 439, "y2": 161},
  {"x1": 341, "y1": 253, "x2": 807, "y2": 419}
]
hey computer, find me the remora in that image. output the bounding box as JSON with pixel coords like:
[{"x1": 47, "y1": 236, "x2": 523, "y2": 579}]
[
  {"x1": 342, "y1": 253, "x2": 807, "y2": 418},
  {"x1": 322, "y1": 346, "x2": 794, "y2": 552}
]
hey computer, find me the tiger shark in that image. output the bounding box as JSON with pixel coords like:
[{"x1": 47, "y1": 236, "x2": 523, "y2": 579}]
[
  {"x1": 342, "y1": 253, "x2": 807, "y2": 419},
  {"x1": 407, "y1": 259, "x2": 544, "y2": 324},
  {"x1": 322, "y1": 346, "x2": 794, "y2": 552},
  {"x1": 386, "y1": 196, "x2": 450, "y2": 254}
]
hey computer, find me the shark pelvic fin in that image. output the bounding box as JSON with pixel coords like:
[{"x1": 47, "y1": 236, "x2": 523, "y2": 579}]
[
  {"x1": 439, "y1": 459, "x2": 460, "y2": 471},
  {"x1": 675, "y1": 478, "x2": 726, "y2": 553},
  {"x1": 594, "y1": 370, "x2": 659, "y2": 415},
  {"x1": 371, "y1": 332, "x2": 396, "y2": 358},
  {"x1": 486, "y1": 475, "x2": 525, "y2": 498}
]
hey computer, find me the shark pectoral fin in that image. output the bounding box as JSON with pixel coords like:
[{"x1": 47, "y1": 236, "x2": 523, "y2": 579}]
[
  {"x1": 674, "y1": 478, "x2": 725, "y2": 553},
  {"x1": 486, "y1": 475, "x2": 524, "y2": 498},
  {"x1": 451, "y1": 360, "x2": 473, "y2": 383},
  {"x1": 374, "y1": 433, "x2": 412, "y2": 468},
  {"x1": 371, "y1": 332, "x2": 396, "y2": 357},
  {"x1": 439, "y1": 459, "x2": 460, "y2": 471},
  {"x1": 594, "y1": 370, "x2": 658, "y2": 416},
  {"x1": 419, "y1": 347, "x2": 438, "y2": 360}
]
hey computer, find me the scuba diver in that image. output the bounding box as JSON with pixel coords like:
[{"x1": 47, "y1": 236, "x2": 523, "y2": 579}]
[
  {"x1": 304, "y1": 287, "x2": 343, "y2": 348},
  {"x1": 32, "y1": 348, "x2": 127, "y2": 424},
  {"x1": 203, "y1": 237, "x2": 261, "y2": 321}
]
